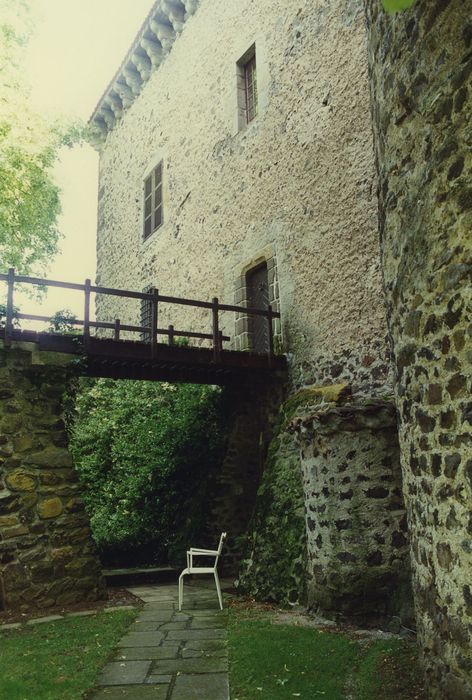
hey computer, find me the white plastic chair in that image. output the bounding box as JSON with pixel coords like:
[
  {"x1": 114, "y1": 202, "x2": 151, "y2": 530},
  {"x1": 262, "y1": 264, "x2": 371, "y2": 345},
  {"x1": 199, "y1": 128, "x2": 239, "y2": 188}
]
[{"x1": 178, "y1": 532, "x2": 227, "y2": 611}]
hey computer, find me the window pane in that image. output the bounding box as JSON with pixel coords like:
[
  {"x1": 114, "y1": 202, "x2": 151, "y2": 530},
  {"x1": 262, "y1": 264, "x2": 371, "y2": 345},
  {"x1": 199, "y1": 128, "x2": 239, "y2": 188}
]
[
  {"x1": 144, "y1": 217, "x2": 152, "y2": 238},
  {"x1": 245, "y1": 55, "x2": 257, "y2": 123},
  {"x1": 145, "y1": 176, "x2": 152, "y2": 196},
  {"x1": 145, "y1": 197, "x2": 152, "y2": 217},
  {"x1": 154, "y1": 184, "x2": 162, "y2": 208},
  {"x1": 154, "y1": 205, "x2": 162, "y2": 230},
  {"x1": 154, "y1": 163, "x2": 162, "y2": 184}
]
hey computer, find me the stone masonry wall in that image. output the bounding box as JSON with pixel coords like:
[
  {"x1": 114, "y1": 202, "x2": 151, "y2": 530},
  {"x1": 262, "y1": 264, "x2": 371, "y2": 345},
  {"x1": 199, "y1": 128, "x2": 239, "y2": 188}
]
[
  {"x1": 0, "y1": 342, "x2": 105, "y2": 611},
  {"x1": 290, "y1": 388, "x2": 411, "y2": 622},
  {"x1": 211, "y1": 381, "x2": 283, "y2": 575},
  {"x1": 364, "y1": 1, "x2": 472, "y2": 697},
  {"x1": 95, "y1": 0, "x2": 390, "y2": 394}
]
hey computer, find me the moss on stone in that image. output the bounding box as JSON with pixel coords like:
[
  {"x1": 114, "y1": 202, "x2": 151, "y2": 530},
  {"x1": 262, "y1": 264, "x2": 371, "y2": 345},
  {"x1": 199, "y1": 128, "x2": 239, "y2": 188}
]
[
  {"x1": 282, "y1": 383, "x2": 351, "y2": 422},
  {"x1": 237, "y1": 414, "x2": 307, "y2": 607}
]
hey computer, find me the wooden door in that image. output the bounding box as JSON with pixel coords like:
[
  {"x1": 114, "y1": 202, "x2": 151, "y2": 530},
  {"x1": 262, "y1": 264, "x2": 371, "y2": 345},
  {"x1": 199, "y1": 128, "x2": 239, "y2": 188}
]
[{"x1": 247, "y1": 263, "x2": 269, "y2": 353}]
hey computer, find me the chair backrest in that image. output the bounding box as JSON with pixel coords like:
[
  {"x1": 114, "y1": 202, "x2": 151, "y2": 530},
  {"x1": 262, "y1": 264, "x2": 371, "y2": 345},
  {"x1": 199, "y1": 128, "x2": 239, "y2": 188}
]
[{"x1": 215, "y1": 532, "x2": 227, "y2": 566}]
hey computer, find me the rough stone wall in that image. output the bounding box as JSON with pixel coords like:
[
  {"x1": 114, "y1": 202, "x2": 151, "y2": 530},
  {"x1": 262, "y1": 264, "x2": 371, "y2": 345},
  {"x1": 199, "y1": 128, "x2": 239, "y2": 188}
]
[
  {"x1": 237, "y1": 409, "x2": 307, "y2": 607},
  {"x1": 0, "y1": 343, "x2": 105, "y2": 611},
  {"x1": 292, "y1": 396, "x2": 411, "y2": 621},
  {"x1": 95, "y1": 0, "x2": 389, "y2": 393},
  {"x1": 364, "y1": 1, "x2": 472, "y2": 696},
  {"x1": 212, "y1": 382, "x2": 283, "y2": 574}
]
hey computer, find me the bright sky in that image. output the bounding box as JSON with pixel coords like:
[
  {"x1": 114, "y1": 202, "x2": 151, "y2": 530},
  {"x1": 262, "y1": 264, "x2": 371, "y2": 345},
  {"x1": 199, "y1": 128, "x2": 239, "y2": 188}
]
[{"x1": 16, "y1": 0, "x2": 154, "y2": 319}]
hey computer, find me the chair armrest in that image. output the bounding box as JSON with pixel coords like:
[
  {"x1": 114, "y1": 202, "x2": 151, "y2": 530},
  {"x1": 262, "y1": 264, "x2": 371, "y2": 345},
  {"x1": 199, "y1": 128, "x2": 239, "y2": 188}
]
[{"x1": 190, "y1": 548, "x2": 218, "y2": 555}]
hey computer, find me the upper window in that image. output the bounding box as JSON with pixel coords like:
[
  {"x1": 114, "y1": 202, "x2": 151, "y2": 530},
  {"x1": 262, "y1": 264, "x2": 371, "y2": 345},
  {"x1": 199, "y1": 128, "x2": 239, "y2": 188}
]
[
  {"x1": 237, "y1": 45, "x2": 258, "y2": 130},
  {"x1": 244, "y1": 53, "x2": 257, "y2": 124},
  {"x1": 143, "y1": 162, "x2": 163, "y2": 240}
]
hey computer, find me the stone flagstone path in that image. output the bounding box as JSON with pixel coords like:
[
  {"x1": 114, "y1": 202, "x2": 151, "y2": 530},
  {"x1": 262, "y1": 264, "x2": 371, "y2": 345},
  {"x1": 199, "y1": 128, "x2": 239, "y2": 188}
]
[{"x1": 88, "y1": 581, "x2": 229, "y2": 700}]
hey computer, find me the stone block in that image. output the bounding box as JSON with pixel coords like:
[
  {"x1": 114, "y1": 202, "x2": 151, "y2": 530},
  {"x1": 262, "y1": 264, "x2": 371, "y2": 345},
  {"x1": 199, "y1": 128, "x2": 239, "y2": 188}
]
[
  {"x1": 97, "y1": 660, "x2": 152, "y2": 686},
  {"x1": 5, "y1": 470, "x2": 36, "y2": 492},
  {"x1": 118, "y1": 631, "x2": 165, "y2": 647},
  {"x1": 115, "y1": 646, "x2": 180, "y2": 661},
  {"x1": 89, "y1": 686, "x2": 168, "y2": 700},
  {"x1": 37, "y1": 497, "x2": 63, "y2": 519},
  {"x1": 13, "y1": 435, "x2": 34, "y2": 452},
  {"x1": 24, "y1": 446, "x2": 73, "y2": 469}
]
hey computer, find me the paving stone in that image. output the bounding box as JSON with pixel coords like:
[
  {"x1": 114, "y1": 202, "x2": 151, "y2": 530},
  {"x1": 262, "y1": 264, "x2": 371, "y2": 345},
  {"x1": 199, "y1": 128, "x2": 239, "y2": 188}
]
[
  {"x1": 190, "y1": 609, "x2": 226, "y2": 617},
  {"x1": 182, "y1": 647, "x2": 227, "y2": 659},
  {"x1": 0, "y1": 622, "x2": 22, "y2": 630},
  {"x1": 118, "y1": 631, "x2": 164, "y2": 647},
  {"x1": 66, "y1": 610, "x2": 97, "y2": 618},
  {"x1": 183, "y1": 639, "x2": 227, "y2": 653},
  {"x1": 171, "y1": 673, "x2": 229, "y2": 700},
  {"x1": 97, "y1": 661, "x2": 151, "y2": 685},
  {"x1": 136, "y1": 611, "x2": 174, "y2": 622},
  {"x1": 151, "y1": 657, "x2": 227, "y2": 674},
  {"x1": 115, "y1": 646, "x2": 180, "y2": 661},
  {"x1": 104, "y1": 606, "x2": 136, "y2": 613},
  {"x1": 158, "y1": 621, "x2": 188, "y2": 631},
  {"x1": 172, "y1": 612, "x2": 190, "y2": 621},
  {"x1": 130, "y1": 621, "x2": 161, "y2": 632},
  {"x1": 26, "y1": 615, "x2": 64, "y2": 625},
  {"x1": 145, "y1": 675, "x2": 173, "y2": 684},
  {"x1": 89, "y1": 684, "x2": 168, "y2": 699},
  {"x1": 140, "y1": 600, "x2": 178, "y2": 610},
  {"x1": 166, "y1": 628, "x2": 225, "y2": 641},
  {"x1": 190, "y1": 618, "x2": 225, "y2": 629}
]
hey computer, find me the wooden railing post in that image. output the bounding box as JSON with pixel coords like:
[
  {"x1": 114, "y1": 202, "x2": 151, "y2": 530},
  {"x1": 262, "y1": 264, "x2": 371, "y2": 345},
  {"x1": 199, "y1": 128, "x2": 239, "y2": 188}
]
[
  {"x1": 212, "y1": 297, "x2": 220, "y2": 362},
  {"x1": 267, "y1": 304, "x2": 274, "y2": 368},
  {"x1": 84, "y1": 278, "x2": 91, "y2": 347},
  {"x1": 114, "y1": 318, "x2": 121, "y2": 341},
  {"x1": 151, "y1": 288, "x2": 159, "y2": 356},
  {"x1": 4, "y1": 267, "x2": 15, "y2": 346},
  {"x1": 168, "y1": 324, "x2": 175, "y2": 346}
]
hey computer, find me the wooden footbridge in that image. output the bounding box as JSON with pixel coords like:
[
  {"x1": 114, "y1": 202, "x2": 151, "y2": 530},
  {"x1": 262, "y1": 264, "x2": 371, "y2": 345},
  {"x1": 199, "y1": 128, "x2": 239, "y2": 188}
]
[{"x1": 0, "y1": 269, "x2": 286, "y2": 384}]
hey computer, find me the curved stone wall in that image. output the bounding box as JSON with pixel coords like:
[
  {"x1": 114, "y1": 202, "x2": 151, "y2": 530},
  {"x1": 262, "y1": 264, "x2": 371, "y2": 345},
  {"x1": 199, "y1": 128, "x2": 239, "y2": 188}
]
[
  {"x1": 364, "y1": 0, "x2": 472, "y2": 696},
  {"x1": 291, "y1": 396, "x2": 411, "y2": 622}
]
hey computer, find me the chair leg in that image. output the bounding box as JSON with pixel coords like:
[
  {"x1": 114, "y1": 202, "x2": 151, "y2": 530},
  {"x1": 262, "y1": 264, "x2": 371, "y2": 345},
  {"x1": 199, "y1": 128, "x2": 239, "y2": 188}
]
[
  {"x1": 214, "y1": 571, "x2": 223, "y2": 610},
  {"x1": 179, "y1": 573, "x2": 184, "y2": 611}
]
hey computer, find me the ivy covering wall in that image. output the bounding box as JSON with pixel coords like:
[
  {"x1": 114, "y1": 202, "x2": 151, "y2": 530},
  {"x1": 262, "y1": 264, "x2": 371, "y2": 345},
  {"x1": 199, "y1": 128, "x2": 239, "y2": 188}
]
[
  {"x1": 68, "y1": 378, "x2": 227, "y2": 567},
  {"x1": 237, "y1": 413, "x2": 307, "y2": 607}
]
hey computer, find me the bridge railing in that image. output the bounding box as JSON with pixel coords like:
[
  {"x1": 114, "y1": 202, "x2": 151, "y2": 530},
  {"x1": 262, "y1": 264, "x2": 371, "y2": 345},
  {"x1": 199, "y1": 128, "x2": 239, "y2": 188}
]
[{"x1": 0, "y1": 268, "x2": 281, "y2": 364}]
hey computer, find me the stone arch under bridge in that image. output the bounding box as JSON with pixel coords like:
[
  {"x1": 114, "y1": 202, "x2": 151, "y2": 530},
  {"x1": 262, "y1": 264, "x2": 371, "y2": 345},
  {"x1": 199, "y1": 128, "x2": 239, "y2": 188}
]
[{"x1": 0, "y1": 340, "x2": 280, "y2": 612}]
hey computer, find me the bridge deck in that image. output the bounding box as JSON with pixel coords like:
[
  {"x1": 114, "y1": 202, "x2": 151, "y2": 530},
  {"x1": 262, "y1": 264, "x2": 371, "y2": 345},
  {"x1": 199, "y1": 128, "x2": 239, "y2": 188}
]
[
  {"x1": 4, "y1": 330, "x2": 287, "y2": 385},
  {"x1": 1, "y1": 269, "x2": 286, "y2": 384}
]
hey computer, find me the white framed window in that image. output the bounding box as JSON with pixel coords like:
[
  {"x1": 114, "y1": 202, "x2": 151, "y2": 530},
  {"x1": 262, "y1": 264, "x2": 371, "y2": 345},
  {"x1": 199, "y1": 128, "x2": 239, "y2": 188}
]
[
  {"x1": 237, "y1": 44, "x2": 258, "y2": 130},
  {"x1": 143, "y1": 161, "x2": 163, "y2": 240}
]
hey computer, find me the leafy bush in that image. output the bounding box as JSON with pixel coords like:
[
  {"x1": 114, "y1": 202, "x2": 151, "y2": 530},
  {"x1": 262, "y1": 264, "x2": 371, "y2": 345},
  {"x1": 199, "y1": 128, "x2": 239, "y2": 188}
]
[{"x1": 69, "y1": 378, "x2": 227, "y2": 567}]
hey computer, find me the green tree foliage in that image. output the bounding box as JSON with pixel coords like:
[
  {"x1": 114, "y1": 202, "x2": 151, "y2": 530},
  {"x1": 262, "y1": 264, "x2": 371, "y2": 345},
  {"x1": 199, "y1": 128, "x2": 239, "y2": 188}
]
[
  {"x1": 0, "y1": 0, "x2": 81, "y2": 275},
  {"x1": 48, "y1": 308, "x2": 78, "y2": 334},
  {"x1": 69, "y1": 379, "x2": 227, "y2": 567}
]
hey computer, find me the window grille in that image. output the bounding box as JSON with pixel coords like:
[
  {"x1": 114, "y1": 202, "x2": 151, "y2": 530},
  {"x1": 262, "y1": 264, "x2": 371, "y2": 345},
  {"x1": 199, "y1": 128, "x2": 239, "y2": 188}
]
[
  {"x1": 143, "y1": 162, "x2": 163, "y2": 240},
  {"x1": 140, "y1": 285, "x2": 155, "y2": 342},
  {"x1": 244, "y1": 54, "x2": 258, "y2": 124}
]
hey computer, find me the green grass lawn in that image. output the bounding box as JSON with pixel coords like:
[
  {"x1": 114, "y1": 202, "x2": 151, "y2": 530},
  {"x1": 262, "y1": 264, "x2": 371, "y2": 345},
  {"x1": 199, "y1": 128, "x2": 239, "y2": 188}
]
[
  {"x1": 0, "y1": 608, "x2": 136, "y2": 700},
  {"x1": 228, "y1": 606, "x2": 426, "y2": 700}
]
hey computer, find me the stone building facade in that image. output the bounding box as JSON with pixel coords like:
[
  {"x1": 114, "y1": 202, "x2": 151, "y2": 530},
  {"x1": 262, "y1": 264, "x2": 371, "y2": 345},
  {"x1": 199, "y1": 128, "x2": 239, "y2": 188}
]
[
  {"x1": 91, "y1": 0, "x2": 391, "y2": 396},
  {"x1": 90, "y1": 0, "x2": 411, "y2": 622}
]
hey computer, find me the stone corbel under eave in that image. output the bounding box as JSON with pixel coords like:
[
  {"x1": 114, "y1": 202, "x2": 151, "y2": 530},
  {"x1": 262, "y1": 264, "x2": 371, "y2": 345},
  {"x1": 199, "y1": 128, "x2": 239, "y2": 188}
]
[{"x1": 88, "y1": 0, "x2": 199, "y2": 150}]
